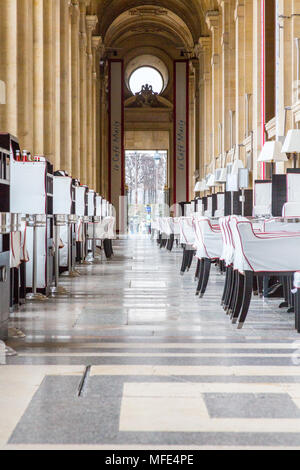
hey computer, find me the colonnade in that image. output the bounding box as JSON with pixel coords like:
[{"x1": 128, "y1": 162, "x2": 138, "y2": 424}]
[
  {"x1": 0, "y1": 0, "x2": 102, "y2": 191},
  {"x1": 192, "y1": 0, "x2": 300, "y2": 196}
]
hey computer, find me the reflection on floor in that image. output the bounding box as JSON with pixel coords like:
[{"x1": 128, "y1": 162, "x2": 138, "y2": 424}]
[{"x1": 2, "y1": 238, "x2": 300, "y2": 449}]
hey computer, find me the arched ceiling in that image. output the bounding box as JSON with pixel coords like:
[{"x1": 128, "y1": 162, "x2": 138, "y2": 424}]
[
  {"x1": 89, "y1": 1, "x2": 221, "y2": 52},
  {"x1": 104, "y1": 7, "x2": 194, "y2": 50},
  {"x1": 91, "y1": 0, "x2": 208, "y2": 41}
]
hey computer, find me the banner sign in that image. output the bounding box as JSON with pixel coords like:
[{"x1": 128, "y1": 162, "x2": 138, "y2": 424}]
[
  {"x1": 173, "y1": 60, "x2": 189, "y2": 203},
  {"x1": 109, "y1": 60, "x2": 124, "y2": 225}
]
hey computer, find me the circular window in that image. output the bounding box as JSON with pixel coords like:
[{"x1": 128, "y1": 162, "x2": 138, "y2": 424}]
[{"x1": 129, "y1": 67, "x2": 164, "y2": 95}]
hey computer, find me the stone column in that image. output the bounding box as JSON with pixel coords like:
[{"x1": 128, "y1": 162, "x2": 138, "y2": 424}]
[
  {"x1": 279, "y1": 0, "x2": 292, "y2": 139},
  {"x1": 280, "y1": 0, "x2": 292, "y2": 172},
  {"x1": 60, "y1": 0, "x2": 72, "y2": 175},
  {"x1": 193, "y1": 60, "x2": 202, "y2": 180},
  {"x1": 86, "y1": 15, "x2": 98, "y2": 189},
  {"x1": 33, "y1": 0, "x2": 44, "y2": 155},
  {"x1": 92, "y1": 36, "x2": 103, "y2": 192},
  {"x1": 252, "y1": 0, "x2": 263, "y2": 180},
  {"x1": 43, "y1": 0, "x2": 55, "y2": 164},
  {"x1": 17, "y1": 0, "x2": 33, "y2": 151},
  {"x1": 54, "y1": 0, "x2": 61, "y2": 170},
  {"x1": 0, "y1": 14, "x2": 5, "y2": 129},
  {"x1": 206, "y1": 11, "x2": 220, "y2": 167},
  {"x1": 100, "y1": 69, "x2": 109, "y2": 198},
  {"x1": 292, "y1": 0, "x2": 300, "y2": 105},
  {"x1": 244, "y1": 0, "x2": 253, "y2": 138},
  {"x1": 198, "y1": 50, "x2": 205, "y2": 180},
  {"x1": 235, "y1": 1, "x2": 245, "y2": 161},
  {"x1": 199, "y1": 37, "x2": 212, "y2": 179},
  {"x1": 79, "y1": 0, "x2": 88, "y2": 185},
  {"x1": 0, "y1": 1, "x2": 18, "y2": 135},
  {"x1": 70, "y1": 0, "x2": 81, "y2": 179},
  {"x1": 218, "y1": 0, "x2": 236, "y2": 157}
]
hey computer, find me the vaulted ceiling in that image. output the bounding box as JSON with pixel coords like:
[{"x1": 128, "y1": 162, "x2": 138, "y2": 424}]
[{"x1": 89, "y1": 1, "x2": 219, "y2": 53}]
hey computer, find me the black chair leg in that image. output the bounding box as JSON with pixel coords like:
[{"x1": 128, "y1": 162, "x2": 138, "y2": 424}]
[
  {"x1": 237, "y1": 271, "x2": 254, "y2": 329},
  {"x1": 231, "y1": 272, "x2": 245, "y2": 324},
  {"x1": 180, "y1": 248, "x2": 188, "y2": 275},
  {"x1": 160, "y1": 234, "x2": 166, "y2": 249},
  {"x1": 227, "y1": 271, "x2": 237, "y2": 316},
  {"x1": 295, "y1": 289, "x2": 300, "y2": 333},
  {"x1": 279, "y1": 277, "x2": 289, "y2": 308},
  {"x1": 287, "y1": 276, "x2": 295, "y2": 313},
  {"x1": 199, "y1": 258, "x2": 211, "y2": 298},
  {"x1": 185, "y1": 250, "x2": 194, "y2": 272},
  {"x1": 225, "y1": 267, "x2": 235, "y2": 313},
  {"x1": 168, "y1": 234, "x2": 174, "y2": 252},
  {"x1": 221, "y1": 267, "x2": 229, "y2": 306},
  {"x1": 223, "y1": 266, "x2": 233, "y2": 311},
  {"x1": 103, "y1": 239, "x2": 112, "y2": 259},
  {"x1": 195, "y1": 259, "x2": 201, "y2": 281},
  {"x1": 257, "y1": 276, "x2": 263, "y2": 297},
  {"x1": 196, "y1": 259, "x2": 204, "y2": 295},
  {"x1": 228, "y1": 270, "x2": 239, "y2": 317}
]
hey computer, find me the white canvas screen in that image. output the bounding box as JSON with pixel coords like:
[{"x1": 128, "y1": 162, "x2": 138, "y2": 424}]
[
  {"x1": 287, "y1": 173, "x2": 300, "y2": 202},
  {"x1": 174, "y1": 61, "x2": 189, "y2": 203}
]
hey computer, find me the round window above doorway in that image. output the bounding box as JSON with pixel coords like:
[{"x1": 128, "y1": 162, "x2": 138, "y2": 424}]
[
  {"x1": 125, "y1": 54, "x2": 169, "y2": 96},
  {"x1": 129, "y1": 67, "x2": 164, "y2": 95}
]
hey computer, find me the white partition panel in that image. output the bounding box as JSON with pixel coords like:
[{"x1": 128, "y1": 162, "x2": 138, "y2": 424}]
[{"x1": 287, "y1": 173, "x2": 300, "y2": 202}]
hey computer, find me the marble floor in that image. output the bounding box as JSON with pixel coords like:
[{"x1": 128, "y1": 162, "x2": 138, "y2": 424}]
[{"x1": 2, "y1": 237, "x2": 300, "y2": 449}]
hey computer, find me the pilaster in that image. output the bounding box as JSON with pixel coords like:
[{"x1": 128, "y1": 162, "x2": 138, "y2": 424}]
[
  {"x1": 86, "y1": 15, "x2": 98, "y2": 189},
  {"x1": 70, "y1": 0, "x2": 81, "y2": 179},
  {"x1": 206, "y1": 10, "x2": 221, "y2": 167},
  {"x1": 235, "y1": 1, "x2": 245, "y2": 160},
  {"x1": 92, "y1": 36, "x2": 103, "y2": 192}
]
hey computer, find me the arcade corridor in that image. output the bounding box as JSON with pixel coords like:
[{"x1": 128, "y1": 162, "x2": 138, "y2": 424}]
[{"x1": 1, "y1": 238, "x2": 300, "y2": 450}]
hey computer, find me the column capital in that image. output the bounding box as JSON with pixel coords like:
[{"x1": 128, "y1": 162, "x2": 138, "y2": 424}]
[
  {"x1": 86, "y1": 16, "x2": 98, "y2": 56},
  {"x1": 92, "y1": 36, "x2": 105, "y2": 62},
  {"x1": 92, "y1": 35, "x2": 103, "y2": 51},
  {"x1": 206, "y1": 10, "x2": 220, "y2": 31},
  {"x1": 86, "y1": 15, "x2": 98, "y2": 33}
]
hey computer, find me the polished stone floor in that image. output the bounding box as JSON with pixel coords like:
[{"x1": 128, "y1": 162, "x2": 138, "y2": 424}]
[{"x1": 2, "y1": 237, "x2": 300, "y2": 449}]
